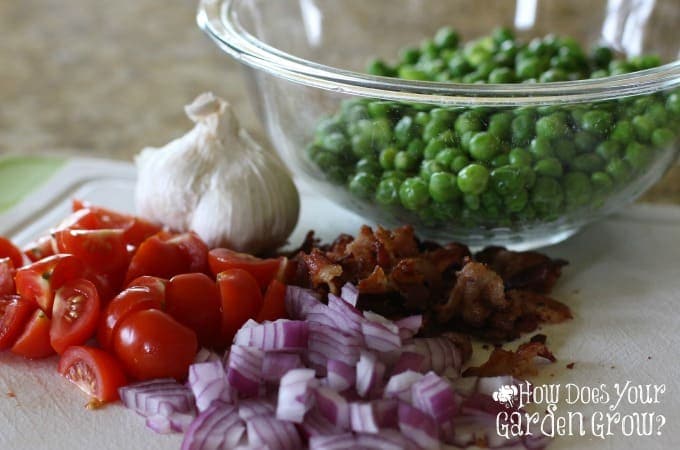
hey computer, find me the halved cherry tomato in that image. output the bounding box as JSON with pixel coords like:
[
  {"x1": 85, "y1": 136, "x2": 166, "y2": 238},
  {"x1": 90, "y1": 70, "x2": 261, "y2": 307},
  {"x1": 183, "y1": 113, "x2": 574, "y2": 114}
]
[
  {"x1": 209, "y1": 248, "x2": 284, "y2": 291},
  {"x1": 11, "y1": 309, "x2": 54, "y2": 359},
  {"x1": 217, "y1": 269, "x2": 263, "y2": 344},
  {"x1": 23, "y1": 235, "x2": 55, "y2": 263},
  {"x1": 256, "y1": 279, "x2": 288, "y2": 322},
  {"x1": 58, "y1": 346, "x2": 127, "y2": 402},
  {"x1": 50, "y1": 278, "x2": 100, "y2": 354},
  {"x1": 15, "y1": 254, "x2": 85, "y2": 314},
  {"x1": 124, "y1": 232, "x2": 208, "y2": 285},
  {"x1": 126, "y1": 275, "x2": 168, "y2": 298},
  {"x1": 53, "y1": 208, "x2": 101, "y2": 232},
  {"x1": 0, "y1": 236, "x2": 24, "y2": 269},
  {"x1": 71, "y1": 200, "x2": 161, "y2": 247},
  {"x1": 0, "y1": 295, "x2": 36, "y2": 350},
  {"x1": 166, "y1": 273, "x2": 221, "y2": 348},
  {"x1": 53, "y1": 228, "x2": 128, "y2": 274},
  {"x1": 97, "y1": 285, "x2": 165, "y2": 350},
  {"x1": 113, "y1": 309, "x2": 197, "y2": 381},
  {"x1": 0, "y1": 258, "x2": 15, "y2": 296}
]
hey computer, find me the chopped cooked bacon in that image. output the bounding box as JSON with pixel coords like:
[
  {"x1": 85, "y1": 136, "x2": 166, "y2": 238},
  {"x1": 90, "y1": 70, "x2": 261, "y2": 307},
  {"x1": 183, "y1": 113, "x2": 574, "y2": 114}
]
[
  {"x1": 509, "y1": 289, "x2": 573, "y2": 324},
  {"x1": 357, "y1": 266, "x2": 393, "y2": 294},
  {"x1": 301, "y1": 248, "x2": 343, "y2": 293},
  {"x1": 463, "y1": 334, "x2": 556, "y2": 378},
  {"x1": 475, "y1": 247, "x2": 567, "y2": 293}
]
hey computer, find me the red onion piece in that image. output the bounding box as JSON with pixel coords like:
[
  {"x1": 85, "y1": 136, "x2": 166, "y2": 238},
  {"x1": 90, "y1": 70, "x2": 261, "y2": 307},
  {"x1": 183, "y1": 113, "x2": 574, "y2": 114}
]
[
  {"x1": 237, "y1": 398, "x2": 275, "y2": 421},
  {"x1": 349, "y1": 399, "x2": 398, "y2": 433},
  {"x1": 356, "y1": 351, "x2": 386, "y2": 398},
  {"x1": 325, "y1": 359, "x2": 355, "y2": 392},
  {"x1": 411, "y1": 372, "x2": 457, "y2": 425},
  {"x1": 262, "y1": 352, "x2": 303, "y2": 382},
  {"x1": 234, "y1": 320, "x2": 309, "y2": 352},
  {"x1": 340, "y1": 282, "x2": 359, "y2": 307},
  {"x1": 307, "y1": 323, "x2": 362, "y2": 374},
  {"x1": 361, "y1": 311, "x2": 401, "y2": 353},
  {"x1": 327, "y1": 294, "x2": 364, "y2": 338},
  {"x1": 226, "y1": 345, "x2": 264, "y2": 398},
  {"x1": 412, "y1": 336, "x2": 464, "y2": 376},
  {"x1": 276, "y1": 368, "x2": 318, "y2": 423},
  {"x1": 356, "y1": 430, "x2": 419, "y2": 450},
  {"x1": 313, "y1": 387, "x2": 349, "y2": 429},
  {"x1": 181, "y1": 402, "x2": 245, "y2": 450},
  {"x1": 398, "y1": 402, "x2": 441, "y2": 450},
  {"x1": 285, "y1": 286, "x2": 321, "y2": 319},
  {"x1": 247, "y1": 415, "x2": 302, "y2": 450},
  {"x1": 188, "y1": 361, "x2": 235, "y2": 413},
  {"x1": 119, "y1": 378, "x2": 195, "y2": 419},
  {"x1": 308, "y1": 433, "x2": 356, "y2": 450},
  {"x1": 299, "y1": 410, "x2": 345, "y2": 438},
  {"x1": 391, "y1": 351, "x2": 427, "y2": 376},
  {"x1": 395, "y1": 315, "x2": 423, "y2": 341},
  {"x1": 384, "y1": 370, "x2": 423, "y2": 403}
]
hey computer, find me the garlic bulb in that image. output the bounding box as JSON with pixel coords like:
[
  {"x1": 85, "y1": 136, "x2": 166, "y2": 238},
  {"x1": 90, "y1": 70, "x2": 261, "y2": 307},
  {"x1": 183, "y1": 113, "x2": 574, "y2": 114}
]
[{"x1": 135, "y1": 92, "x2": 300, "y2": 254}]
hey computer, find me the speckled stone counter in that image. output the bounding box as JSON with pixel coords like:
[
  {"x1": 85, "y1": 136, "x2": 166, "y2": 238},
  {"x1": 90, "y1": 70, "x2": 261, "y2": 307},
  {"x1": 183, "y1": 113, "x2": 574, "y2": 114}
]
[{"x1": 0, "y1": 0, "x2": 678, "y2": 203}]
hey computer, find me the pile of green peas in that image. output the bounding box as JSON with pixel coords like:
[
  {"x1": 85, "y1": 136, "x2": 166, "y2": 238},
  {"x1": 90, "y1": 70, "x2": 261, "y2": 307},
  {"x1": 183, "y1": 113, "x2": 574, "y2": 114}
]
[{"x1": 307, "y1": 27, "x2": 680, "y2": 227}]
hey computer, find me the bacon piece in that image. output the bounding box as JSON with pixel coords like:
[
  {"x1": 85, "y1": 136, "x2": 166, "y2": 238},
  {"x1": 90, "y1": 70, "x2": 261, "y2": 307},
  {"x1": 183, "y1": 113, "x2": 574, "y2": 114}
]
[
  {"x1": 463, "y1": 334, "x2": 556, "y2": 378},
  {"x1": 475, "y1": 247, "x2": 567, "y2": 293},
  {"x1": 301, "y1": 248, "x2": 343, "y2": 293}
]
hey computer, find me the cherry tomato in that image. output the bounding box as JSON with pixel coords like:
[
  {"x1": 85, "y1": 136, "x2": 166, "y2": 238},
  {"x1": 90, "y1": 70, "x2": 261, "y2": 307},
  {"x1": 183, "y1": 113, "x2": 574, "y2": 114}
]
[
  {"x1": 124, "y1": 232, "x2": 208, "y2": 285},
  {"x1": 53, "y1": 208, "x2": 101, "y2": 232},
  {"x1": 209, "y1": 248, "x2": 284, "y2": 291},
  {"x1": 113, "y1": 309, "x2": 197, "y2": 381},
  {"x1": 23, "y1": 235, "x2": 55, "y2": 263},
  {"x1": 0, "y1": 236, "x2": 24, "y2": 269},
  {"x1": 53, "y1": 228, "x2": 128, "y2": 274},
  {"x1": 217, "y1": 269, "x2": 263, "y2": 344},
  {"x1": 256, "y1": 279, "x2": 288, "y2": 323},
  {"x1": 71, "y1": 200, "x2": 161, "y2": 247},
  {"x1": 11, "y1": 309, "x2": 54, "y2": 359},
  {"x1": 50, "y1": 278, "x2": 100, "y2": 354},
  {"x1": 126, "y1": 275, "x2": 168, "y2": 298},
  {"x1": 0, "y1": 258, "x2": 15, "y2": 296},
  {"x1": 166, "y1": 273, "x2": 221, "y2": 348},
  {"x1": 58, "y1": 346, "x2": 127, "y2": 402},
  {"x1": 97, "y1": 285, "x2": 165, "y2": 350},
  {"x1": 15, "y1": 254, "x2": 85, "y2": 315},
  {"x1": 0, "y1": 295, "x2": 36, "y2": 350}
]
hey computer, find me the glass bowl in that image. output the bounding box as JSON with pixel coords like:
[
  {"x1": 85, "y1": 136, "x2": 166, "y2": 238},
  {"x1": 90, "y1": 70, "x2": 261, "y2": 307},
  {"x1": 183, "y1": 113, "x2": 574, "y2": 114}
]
[{"x1": 197, "y1": 0, "x2": 680, "y2": 249}]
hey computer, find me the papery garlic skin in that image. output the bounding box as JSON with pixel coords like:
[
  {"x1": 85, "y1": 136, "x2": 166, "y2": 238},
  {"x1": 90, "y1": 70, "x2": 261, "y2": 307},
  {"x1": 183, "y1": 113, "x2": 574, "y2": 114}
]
[{"x1": 135, "y1": 92, "x2": 300, "y2": 254}]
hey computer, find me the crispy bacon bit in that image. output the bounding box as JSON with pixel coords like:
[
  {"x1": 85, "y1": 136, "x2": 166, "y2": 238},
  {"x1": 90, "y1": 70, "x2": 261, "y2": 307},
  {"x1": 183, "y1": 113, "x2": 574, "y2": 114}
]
[
  {"x1": 475, "y1": 247, "x2": 567, "y2": 293},
  {"x1": 566, "y1": 362, "x2": 575, "y2": 369},
  {"x1": 301, "y1": 249, "x2": 343, "y2": 293},
  {"x1": 508, "y1": 290, "x2": 573, "y2": 324},
  {"x1": 357, "y1": 266, "x2": 392, "y2": 294},
  {"x1": 463, "y1": 335, "x2": 557, "y2": 378}
]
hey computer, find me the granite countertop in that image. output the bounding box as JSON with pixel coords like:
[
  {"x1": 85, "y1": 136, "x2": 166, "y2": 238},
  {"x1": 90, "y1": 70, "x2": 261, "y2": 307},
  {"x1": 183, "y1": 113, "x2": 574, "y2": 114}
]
[{"x1": 0, "y1": 0, "x2": 678, "y2": 204}]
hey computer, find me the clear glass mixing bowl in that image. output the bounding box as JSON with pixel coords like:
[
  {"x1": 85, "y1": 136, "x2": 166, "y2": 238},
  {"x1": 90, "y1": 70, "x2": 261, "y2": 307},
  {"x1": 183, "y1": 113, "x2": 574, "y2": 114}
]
[{"x1": 198, "y1": 0, "x2": 680, "y2": 249}]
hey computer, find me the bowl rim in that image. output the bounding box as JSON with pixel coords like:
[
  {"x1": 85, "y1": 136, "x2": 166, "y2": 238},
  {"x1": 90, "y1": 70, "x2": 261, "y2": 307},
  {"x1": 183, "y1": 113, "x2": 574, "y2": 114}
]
[{"x1": 197, "y1": 0, "x2": 680, "y2": 106}]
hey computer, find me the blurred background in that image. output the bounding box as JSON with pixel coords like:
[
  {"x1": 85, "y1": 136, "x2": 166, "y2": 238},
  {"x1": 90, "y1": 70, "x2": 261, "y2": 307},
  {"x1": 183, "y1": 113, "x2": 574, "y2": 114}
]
[{"x1": 0, "y1": 0, "x2": 677, "y2": 203}]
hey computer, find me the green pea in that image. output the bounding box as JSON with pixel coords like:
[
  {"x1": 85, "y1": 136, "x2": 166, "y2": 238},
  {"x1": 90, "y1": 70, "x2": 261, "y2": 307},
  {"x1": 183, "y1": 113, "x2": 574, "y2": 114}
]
[
  {"x1": 595, "y1": 140, "x2": 622, "y2": 160},
  {"x1": 447, "y1": 54, "x2": 472, "y2": 77},
  {"x1": 606, "y1": 158, "x2": 632, "y2": 182},
  {"x1": 450, "y1": 155, "x2": 471, "y2": 173},
  {"x1": 349, "y1": 172, "x2": 379, "y2": 198},
  {"x1": 488, "y1": 67, "x2": 516, "y2": 83},
  {"x1": 624, "y1": 142, "x2": 653, "y2": 168},
  {"x1": 457, "y1": 164, "x2": 490, "y2": 195},
  {"x1": 505, "y1": 189, "x2": 529, "y2": 212},
  {"x1": 553, "y1": 140, "x2": 577, "y2": 162},
  {"x1": 531, "y1": 177, "x2": 564, "y2": 215},
  {"x1": 491, "y1": 154, "x2": 510, "y2": 168},
  {"x1": 488, "y1": 112, "x2": 514, "y2": 140},
  {"x1": 509, "y1": 147, "x2": 533, "y2": 166},
  {"x1": 579, "y1": 110, "x2": 613, "y2": 137},
  {"x1": 419, "y1": 160, "x2": 445, "y2": 180},
  {"x1": 420, "y1": 39, "x2": 439, "y2": 59},
  {"x1": 394, "y1": 151, "x2": 418, "y2": 171},
  {"x1": 394, "y1": 116, "x2": 416, "y2": 145},
  {"x1": 492, "y1": 27, "x2": 515, "y2": 44},
  {"x1": 316, "y1": 118, "x2": 344, "y2": 137},
  {"x1": 591, "y1": 46, "x2": 613, "y2": 68},
  {"x1": 455, "y1": 111, "x2": 484, "y2": 135},
  {"x1": 399, "y1": 177, "x2": 430, "y2": 210},
  {"x1": 591, "y1": 172, "x2": 614, "y2": 192},
  {"x1": 463, "y1": 194, "x2": 481, "y2": 210},
  {"x1": 351, "y1": 133, "x2": 373, "y2": 158},
  {"x1": 536, "y1": 113, "x2": 571, "y2": 140},
  {"x1": 424, "y1": 139, "x2": 446, "y2": 160},
  {"x1": 423, "y1": 118, "x2": 451, "y2": 141},
  {"x1": 343, "y1": 103, "x2": 370, "y2": 124},
  {"x1": 609, "y1": 60, "x2": 633, "y2": 75},
  {"x1": 367, "y1": 59, "x2": 394, "y2": 77},
  {"x1": 379, "y1": 146, "x2": 398, "y2": 169},
  {"x1": 382, "y1": 170, "x2": 408, "y2": 182},
  {"x1": 429, "y1": 172, "x2": 461, "y2": 202},
  {"x1": 529, "y1": 137, "x2": 554, "y2": 159},
  {"x1": 399, "y1": 47, "x2": 421, "y2": 65},
  {"x1": 511, "y1": 114, "x2": 535, "y2": 145},
  {"x1": 490, "y1": 165, "x2": 524, "y2": 195},
  {"x1": 632, "y1": 115, "x2": 655, "y2": 142},
  {"x1": 375, "y1": 178, "x2": 401, "y2": 206},
  {"x1": 434, "y1": 26, "x2": 460, "y2": 49},
  {"x1": 534, "y1": 157, "x2": 564, "y2": 177},
  {"x1": 398, "y1": 66, "x2": 430, "y2": 81},
  {"x1": 645, "y1": 102, "x2": 668, "y2": 126},
  {"x1": 539, "y1": 68, "x2": 569, "y2": 82},
  {"x1": 563, "y1": 172, "x2": 592, "y2": 207},
  {"x1": 573, "y1": 131, "x2": 599, "y2": 152},
  {"x1": 368, "y1": 101, "x2": 394, "y2": 118},
  {"x1": 356, "y1": 157, "x2": 381, "y2": 175},
  {"x1": 414, "y1": 111, "x2": 431, "y2": 127},
  {"x1": 434, "y1": 147, "x2": 459, "y2": 166},
  {"x1": 516, "y1": 57, "x2": 542, "y2": 80},
  {"x1": 610, "y1": 120, "x2": 634, "y2": 143},
  {"x1": 322, "y1": 132, "x2": 349, "y2": 154},
  {"x1": 629, "y1": 96, "x2": 655, "y2": 116},
  {"x1": 469, "y1": 132, "x2": 501, "y2": 161},
  {"x1": 571, "y1": 153, "x2": 605, "y2": 173},
  {"x1": 666, "y1": 92, "x2": 680, "y2": 116},
  {"x1": 651, "y1": 128, "x2": 675, "y2": 149},
  {"x1": 407, "y1": 139, "x2": 425, "y2": 159}
]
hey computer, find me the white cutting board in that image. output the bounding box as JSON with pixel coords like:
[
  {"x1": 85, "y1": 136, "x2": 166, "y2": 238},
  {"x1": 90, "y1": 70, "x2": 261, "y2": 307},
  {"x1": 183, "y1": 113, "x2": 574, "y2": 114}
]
[{"x1": 0, "y1": 157, "x2": 678, "y2": 450}]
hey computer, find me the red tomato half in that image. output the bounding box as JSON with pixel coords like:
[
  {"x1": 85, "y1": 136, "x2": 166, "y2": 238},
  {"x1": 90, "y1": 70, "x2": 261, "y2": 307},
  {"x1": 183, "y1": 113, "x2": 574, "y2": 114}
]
[
  {"x1": 23, "y1": 235, "x2": 55, "y2": 263},
  {"x1": 14, "y1": 254, "x2": 85, "y2": 315},
  {"x1": 209, "y1": 248, "x2": 284, "y2": 291},
  {"x1": 71, "y1": 200, "x2": 161, "y2": 247},
  {"x1": 166, "y1": 273, "x2": 221, "y2": 348},
  {"x1": 53, "y1": 228, "x2": 128, "y2": 274},
  {"x1": 113, "y1": 309, "x2": 197, "y2": 381},
  {"x1": 58, "y1": 346, "x2": 127, "y2": 402},
  {"x1": 50, "y1": 278, "x2": 100, "y2": 354},
  {"x1": 0, "y1": 236, "x2": 24, "y2": 269},
  {"x1": 217, "y1": 269, "x2": 263, "y2": 345},
  {"x1": 11, "y1": 309, "x2": 54, "y2": 359},
  {"x1": 0, "y1": 258, "x2": 15, "y2": 296},
  {"x1": 97, "y1": 285, "x2": 165, "y2": 350},
  {"x1": 256, "y1": 279, "x2": 288, "y2": 323},
  {"x1": 0, "y1": 295, "x2": 36, "y2": 350},
  {"x1": 126, "y1": 275, "x2": 168, "y2": 299}
]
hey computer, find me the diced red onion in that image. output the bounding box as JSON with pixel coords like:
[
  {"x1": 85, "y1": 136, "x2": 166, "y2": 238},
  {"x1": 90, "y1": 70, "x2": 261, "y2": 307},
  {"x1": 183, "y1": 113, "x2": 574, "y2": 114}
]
[
  {"x1": 307, "y1": 323, "x2": 361, "y2": 372},
  {"x1": 308, "y1": 433, "x2": 356, "y2": 450},
  {"x1": 262, "y1": 352, "x2": 303, "y2": 382},
  {"x1": 119, "y1": 378, "x2": 195, "y2": 419},
  {"x1": 327, "y1": 294, "x2": 364, "y2": 338},
  {"x1": 395, "y1": 315, "x2": 423, "y2": 341},
  {"x1": 340, "y1": 282, "x2": 359, "y2": 307},
  {"x1": 325, "y1": 359, "x2": 355, "y2": 392},
  {"x1": 306, "y1": 303, "x2": 343, "y2": 329},
  {"x1": 384, "y1": 370, "x2": 423, "y2": 403},
  {"x1": 276, "y1": 368, "x2": 318, "y2": 423},
  {"x1": 313, "y1": 387, "x2": 349, "y2": 429},
  {"x1": 234, "y1": 320, "x2": 309, "y2": 352},
  {"x1": 238, "y1": 399, "x2": 275, "y2": 421},
  {"x1": 247, "y1": 415, "x2": 302, "y2": 450},
  {"x1": 285, "y1": 286, "x2": 321, "y2": 319},
  {"x1": 181, "y1": 402, "x2": 244, "y2": 450},
  {"x1": 391, "y1": 351, "x2": 427, "y2": 376},
  {"x1": 299, "y1": 410, "x2": 345, "y2": 438},
  {"x1": 349, "y1": 399, "x2": 398, "y2": 433},
  {"x1": 188, "y1": 361, "x2": 234, "y2": 413},
  {"x1": 398, "y1": 402, "x2": 441, "y2": 450},
  {"x1": 411, "y1": 372, "x2": 456, "y2": 425},
  {"x1": 226, "y1": 345, "x2": 264, "y2": 398},
  {"x1": 356, "y1": 430, "x2": 418, "y2": 450},
  {"x1": 361, "y1": 311, "x2": 401, "y2": 353},
  {"x1": 146, "y1": 411, "x2": 195, "y2": 434},
  {"x1": 356, "y1": 351, "x2": 386, "y2": 398},
  {"x1": 412, "y1": 336, "x2": 463, "y2": 376}
]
